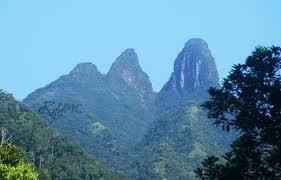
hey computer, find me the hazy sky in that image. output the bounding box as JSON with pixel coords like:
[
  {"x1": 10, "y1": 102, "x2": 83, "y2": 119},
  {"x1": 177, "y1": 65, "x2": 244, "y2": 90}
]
[{"x1": 1, "y1": 0, "x2": 280, "y2": 100}]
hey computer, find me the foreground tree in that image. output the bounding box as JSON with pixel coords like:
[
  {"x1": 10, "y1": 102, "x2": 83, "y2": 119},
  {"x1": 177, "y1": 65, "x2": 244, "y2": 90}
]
[
  {"x1": 0, "y1": 142, "x2": 38, "y2": 179},
  {"x1": 195, "y1": 46, "x2": 281, "y2": 179}
]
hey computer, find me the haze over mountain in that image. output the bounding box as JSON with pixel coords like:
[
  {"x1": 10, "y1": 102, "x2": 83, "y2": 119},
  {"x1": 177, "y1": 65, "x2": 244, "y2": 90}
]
[{"x1": 24, "y1": 38, "x2": 233, "y2": 179}]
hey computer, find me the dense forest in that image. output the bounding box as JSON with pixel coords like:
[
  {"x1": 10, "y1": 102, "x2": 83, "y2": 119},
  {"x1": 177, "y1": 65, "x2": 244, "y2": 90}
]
[{"x1": 0, "y1": 90, "x2": 124, "y2": 179}]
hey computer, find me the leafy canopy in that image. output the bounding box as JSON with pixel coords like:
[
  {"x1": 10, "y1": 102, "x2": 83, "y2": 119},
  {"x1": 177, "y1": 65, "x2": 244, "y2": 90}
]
[
  {"x1": 0, "y1": 142, "x2": 38, "y2": 180},
  {"x1": 196, "y1": 46, "x2": 281, "y2": 179}
]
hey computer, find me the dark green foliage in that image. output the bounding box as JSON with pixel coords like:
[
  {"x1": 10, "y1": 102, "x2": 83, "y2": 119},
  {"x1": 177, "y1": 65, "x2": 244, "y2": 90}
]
[
  {"x1": 0, "y1": 142, "x2": 38, "y2": 179},
  {"x1": 0, "y1": 90, "x2": 123, "y2": 179},
  {"x1": 133, "y1": 102, "x2": 232, "y2": 179},
  {"x1": 196, "y1": 46, "x2": 281, "y2": 179},
  {"x1": 0, "y1": 142, "x2": 22, "y2": 166}
]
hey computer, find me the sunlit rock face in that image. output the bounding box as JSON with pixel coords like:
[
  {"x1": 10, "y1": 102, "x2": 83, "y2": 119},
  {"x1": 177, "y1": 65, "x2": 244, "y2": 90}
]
[
  {"x1": 107, "y1": 48, "x2": 155, "y2": 107},
  {"x1": 107, "y1": 48, "x2": 154, "y2": 94},
  {"x1": 162, "y1": 38, "x2": 219, "y2": 94}
]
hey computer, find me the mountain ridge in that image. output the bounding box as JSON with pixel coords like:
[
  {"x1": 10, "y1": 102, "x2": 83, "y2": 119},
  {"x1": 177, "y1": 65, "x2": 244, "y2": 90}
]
[
  {"x1": 23, "y1": 38, "x2": 232, "y2": 179},
  {"x1": 24, "y1": 48, "x2": 156, "y2": 172}
]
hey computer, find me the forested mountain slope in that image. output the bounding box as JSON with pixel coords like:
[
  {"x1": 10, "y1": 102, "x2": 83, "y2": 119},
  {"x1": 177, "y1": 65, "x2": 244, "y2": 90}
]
[
  {"x1": 0, "y1": 90, "x2": 124, "y2": 179},
  {"x1": 24, "y1": 49, "x2": 155, "y2": 171}
]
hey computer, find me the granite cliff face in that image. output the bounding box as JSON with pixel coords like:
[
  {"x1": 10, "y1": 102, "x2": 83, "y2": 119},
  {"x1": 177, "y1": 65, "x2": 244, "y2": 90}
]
[{"x1": 162, "y1": 38, "x2": 219, "y2": 94}]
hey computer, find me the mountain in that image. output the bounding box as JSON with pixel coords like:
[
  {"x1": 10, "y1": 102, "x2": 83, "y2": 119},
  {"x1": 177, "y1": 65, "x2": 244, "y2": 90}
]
[
  {"x1": 162, "y1": 38, "x2": 219, "y2": 94},
  {"x1": 108, "y1": 48, "x2": 154, "y2": 98},
  {"x1": 132, "y1": 38, "x2": 234, "y2": 179},
  {"x1": 24, "y1": 49, "x2": 155, "y2": 171},
  {"x1": 24, "y1": 38, "x2": 234, "y2": 179},
  {"x1": 0, "y1": 90, "x2": 123, "y2": 179},
  {"x1": 157, "y1": 38, "x2": 220, "y2": 109}
]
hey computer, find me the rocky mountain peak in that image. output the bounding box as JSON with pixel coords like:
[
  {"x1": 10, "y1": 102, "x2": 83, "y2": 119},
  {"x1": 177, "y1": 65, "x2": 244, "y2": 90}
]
[
  {"x1": 70, "y1": 62, "x2": 100, "y2": 75},
  {"x1": 184, "y1": 38, "x2": 208, "y2": 49},
  {"x1": 162, "y1": 38, "x2": 219, "y2": 94},
  {"x1": 108, "y1": 49, "x2": 154, "y2": 94},
  {"x1": 108, "y1": 48, "x2": 140, "y2": 74},
  {"x1": 69, "y1": 62, "x2": 103, "y2": 82}
]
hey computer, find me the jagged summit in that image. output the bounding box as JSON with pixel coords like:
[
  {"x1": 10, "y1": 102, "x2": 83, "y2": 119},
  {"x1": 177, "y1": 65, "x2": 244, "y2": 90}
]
[
  {"x1": 118, "y1": 48, "x2": 137, "y2": 59},
  {"x1": 24, "y1": 48, "x2": 156, "y2": 151},
  {"x1": 161, "y1": 38, "x2": 219, "y2": 94},
  {"x1": 108, "y1": 48, "x2": 140, "y2": 75},
  {"x1": 107, "y1": 49, "x2": 154, "y2": 94},
  {"x1": 66, "y1": 62, "x2": 105, "y2": 84},
  {"x1": 70, "y1": 62, "x2": 101, "y2": 76}
]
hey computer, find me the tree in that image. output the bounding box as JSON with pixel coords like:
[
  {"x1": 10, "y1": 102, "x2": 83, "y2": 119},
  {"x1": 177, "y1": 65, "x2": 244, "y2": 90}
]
[
  {"x1": 0, "y1": 143, "x2": 22, "y2": 166},
  {"x1": 0, "y1": 142, "x2": 38, "y2": 179},
  {"x1": 195, "y1": 46, "x2": 281, "y2": 179}
]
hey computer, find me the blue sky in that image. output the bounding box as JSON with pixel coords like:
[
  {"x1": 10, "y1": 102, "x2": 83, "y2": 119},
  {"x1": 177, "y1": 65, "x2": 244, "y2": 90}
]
[{"x1": 0, "y1": 0, "x2": 280, "y2": 100}]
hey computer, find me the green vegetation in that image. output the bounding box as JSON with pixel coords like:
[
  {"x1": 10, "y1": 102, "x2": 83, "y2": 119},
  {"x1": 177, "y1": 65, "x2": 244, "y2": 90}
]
[
  {"x1": 133, "y1": 102, "x2": 231, "y2": 179},
  {"x1": 188, "y1": 142, "x2": 207, "y2": 159},
  {"x1": 3, "y1": 41, "x2": 280, "y2": 179},
  {"x1": 0, "y1": 142, "x2": 38, "y2": 179},
  {"x1": 196, "y1": 46, "x2": 281, "y2": 179},
  {"x1": 18, "y1": 41, "x2": 250, "y2": 179},
  {"x1": 0, "y1": 90, "x2": 124, "y2": 179},
  {"x1": 91, "y1": 122, "x2": 107, "y2": 134}
]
